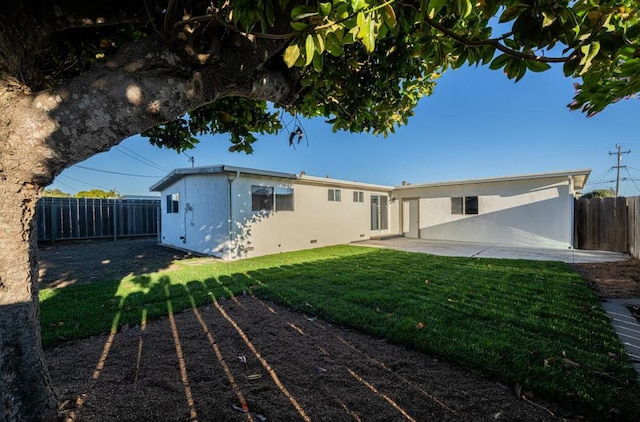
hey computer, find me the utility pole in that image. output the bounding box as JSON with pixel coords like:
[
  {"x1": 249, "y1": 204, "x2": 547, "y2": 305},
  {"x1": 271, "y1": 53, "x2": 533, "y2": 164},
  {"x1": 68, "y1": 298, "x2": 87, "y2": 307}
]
[{"x1": 609, "y1": 144, "x2": 631, "y2": 196}]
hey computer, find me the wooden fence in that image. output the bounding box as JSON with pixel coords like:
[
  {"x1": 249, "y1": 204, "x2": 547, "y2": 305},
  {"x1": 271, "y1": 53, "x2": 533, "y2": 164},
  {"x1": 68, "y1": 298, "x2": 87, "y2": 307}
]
[
  {"x1": 575, "y1": 196, "x2": 640, "y2": 258},
  {"x1": 36, "y1": 197, "x2": 160, "y2": 242}
]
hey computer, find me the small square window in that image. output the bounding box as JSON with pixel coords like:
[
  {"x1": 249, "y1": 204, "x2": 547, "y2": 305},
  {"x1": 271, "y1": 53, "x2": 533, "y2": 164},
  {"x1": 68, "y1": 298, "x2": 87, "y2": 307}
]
[
  {"x1": 252, "y1": 186, "x2": 274, "y2": 211},
  {"x1": 353, "y1": 191, "x2": 364, "y2": 202},
  {"x1": 451, "y1": 197, "x2": 463, "y2": 214},
  {"x1": 166, "y1": 193, "x2": 179, "y2": 213},
  {"x1": 328, "y1": 189, "x2": 341, "y2": 202},
  {"x1": 275, "y1": 187, "x2": 294, "y2": 211}
]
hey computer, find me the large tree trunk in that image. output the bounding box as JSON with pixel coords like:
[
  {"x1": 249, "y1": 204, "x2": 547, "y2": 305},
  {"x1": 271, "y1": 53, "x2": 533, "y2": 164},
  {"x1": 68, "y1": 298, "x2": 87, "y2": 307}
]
[
  {"x1": 0, "y1": 25, "x2": 294, "y2": 419},
  {"x1": 0, "y1": 183, "x2": 57, "y2": 421}
]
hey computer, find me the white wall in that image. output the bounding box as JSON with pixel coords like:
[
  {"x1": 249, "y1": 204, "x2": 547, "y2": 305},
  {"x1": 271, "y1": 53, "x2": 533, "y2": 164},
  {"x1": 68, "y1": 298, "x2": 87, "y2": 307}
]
[
  {"x1": 159, "y1": 175, "x2": 230, "y2": 258},
  {"x1": 393, "y1": 176, "x2": 575, "y2": 248},
  {"x1": 228, "y1": 176, "x2": 395, "y2": 259}
]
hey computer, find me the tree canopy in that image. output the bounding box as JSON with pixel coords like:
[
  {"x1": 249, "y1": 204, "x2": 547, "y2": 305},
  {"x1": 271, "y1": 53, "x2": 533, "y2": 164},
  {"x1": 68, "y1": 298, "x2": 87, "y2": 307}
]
[
  {"x1": 1, "y1": 1, "x2": 640, "y2": 420},
  {"x1": 3, "y1": 1, "x2": 639, "y2": 155}
]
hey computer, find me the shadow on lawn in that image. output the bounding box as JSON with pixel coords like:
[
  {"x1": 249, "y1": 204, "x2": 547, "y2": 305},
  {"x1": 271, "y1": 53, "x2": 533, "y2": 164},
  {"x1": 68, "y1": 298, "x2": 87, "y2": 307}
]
[{"x1": 39, "y1": 249, "x2": 640, "y2": 421}]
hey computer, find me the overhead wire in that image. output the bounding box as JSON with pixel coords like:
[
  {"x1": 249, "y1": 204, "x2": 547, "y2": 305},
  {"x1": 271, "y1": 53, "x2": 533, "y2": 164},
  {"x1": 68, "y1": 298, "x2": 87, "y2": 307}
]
[
  {"x1": 75, "y1": 165, "x2": 162, "y2": 178},
  {"x1": 115, "y1": 145, "x2": 170, "y2": 172},
  {"x1": 60, "y1": 174, "x2": 111, "y2": 190}
]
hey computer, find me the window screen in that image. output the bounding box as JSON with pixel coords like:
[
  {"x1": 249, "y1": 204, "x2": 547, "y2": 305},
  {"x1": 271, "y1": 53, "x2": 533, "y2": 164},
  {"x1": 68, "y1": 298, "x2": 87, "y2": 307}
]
[
  {"x1": 251, "y1": 186, "x2": 274, "y2": 211},
  {"x1": 451, "y1": 197, "x2": 463, "y2": 214},
  {"x1": 275, "y1": 187, "x2": 294, "y2": 211}
]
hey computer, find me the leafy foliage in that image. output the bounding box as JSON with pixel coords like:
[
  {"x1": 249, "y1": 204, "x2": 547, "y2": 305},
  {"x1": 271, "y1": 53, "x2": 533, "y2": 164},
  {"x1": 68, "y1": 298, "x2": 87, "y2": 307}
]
[
  {"x1": 75, "y1": 189, "x2": 120, "y2": 199},
  {"x1": 42, "y1": 188, "x2": 72, "y2": 198},
  {"x1": 582, "y1": 189, "x2": 616, "y2": 199},
  {"x1": 22, "y1": 0, "x2": 640, "y2": 151}
]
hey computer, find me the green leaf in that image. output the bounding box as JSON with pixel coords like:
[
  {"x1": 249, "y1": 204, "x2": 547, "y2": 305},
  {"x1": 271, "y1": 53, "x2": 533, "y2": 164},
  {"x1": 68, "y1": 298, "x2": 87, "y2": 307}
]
[
  {"x1": 305, "y1": 34, "x2": 315, "y2": 66},
  {"x1": 325, "y1": 31, "x2": 343, "y2": 56},
  {"x1": 312, "y1": 50, "x2": 324, "y2": 72},
  {"x1": 314, "y1": 33, "x2": 325, "y2": 54},
  {"x1": 563, "y1": 57, "x2": 579, "y2": 77},
  {"x1": 283, "y1": 44, "x2": 300, "y2": 68},
  {"x1": 525, "y1": 60, "x2": 551, "y2": 72},
  {"x1": 427, "y1": 0, "x2": 447, "y2": 18},
  {"x1": 318, "y1": 2, "x2": 332, "y2": 17},
  {"x1": 499, "y1": 6, "x2": 522, "y2": 23},
  {"x1": 489, "y1": 53, "x2": 510, "y2": 70},
  {"x1": 481, "y1": 46, "x2": 495, "y2": 65},
  {"x1": 290, "y1": 21, "x2": 309, "y2": 31},
  {"x1": 382, "y1": 4, "x2": 397, "y2": 28},
  {"x1": 351, "y1": 0, "x2": 367, "y2": 12},
  {"x1": 291, "y1": 5, "x2": 318, "y2": 21}
]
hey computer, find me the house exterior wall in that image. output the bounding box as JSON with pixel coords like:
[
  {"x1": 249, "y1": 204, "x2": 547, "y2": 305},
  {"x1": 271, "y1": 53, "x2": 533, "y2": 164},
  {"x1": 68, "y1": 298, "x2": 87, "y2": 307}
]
[
  {"x1": 159, "y1": 174, "x2": 230, "y2": 258},
  {"x1": 228, "y1": 176, "x2": 395, "y2": 259},
  {"x1": 393, "y1": 176, "x2": 575, "y2": 248}
]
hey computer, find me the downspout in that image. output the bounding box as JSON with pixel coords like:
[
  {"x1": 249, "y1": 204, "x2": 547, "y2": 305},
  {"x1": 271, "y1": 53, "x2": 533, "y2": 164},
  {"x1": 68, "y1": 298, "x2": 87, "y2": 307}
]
[
  {"x1": 568, "y1": 175, "x2": 575, "y2": 249},
  {"x1": 227, "y1": 171, "x2": 240, "y2": 260}
]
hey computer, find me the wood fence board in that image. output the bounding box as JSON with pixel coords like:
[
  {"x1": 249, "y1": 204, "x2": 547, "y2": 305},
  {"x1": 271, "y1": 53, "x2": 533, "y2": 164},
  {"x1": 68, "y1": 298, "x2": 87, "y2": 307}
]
[
  {"x1": 36, "y1": 197, "x2": 160, "y2": 242},
  {"x1": 575, "y1": 196, "x2": 638, "y2": 255}
]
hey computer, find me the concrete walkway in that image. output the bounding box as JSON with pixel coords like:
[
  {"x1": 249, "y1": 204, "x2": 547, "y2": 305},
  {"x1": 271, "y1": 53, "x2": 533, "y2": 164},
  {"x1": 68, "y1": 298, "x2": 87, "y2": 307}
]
[
  {"x1": 356, "y1": 237, "x2": 640, "y2": 379},
  {"x1": 357, "y1": 237, "x2": 629, "y2": 264},
  {"x1": 601, "y1": 299, "x2": 640, "y2": 380}
]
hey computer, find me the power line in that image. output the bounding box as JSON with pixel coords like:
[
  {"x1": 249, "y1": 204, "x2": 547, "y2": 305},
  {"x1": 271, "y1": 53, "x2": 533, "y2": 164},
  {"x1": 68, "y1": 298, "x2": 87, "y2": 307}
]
[
  {"x1": 115, "y1": 145, "x2": 169, "y2": 172},
  {"x1": 623, "y1": 167, "x2": 640, "y2": 195},
  {"x1": 75, "y1": 165, "x2": 162, "y2": 178},
  {"x1": 60, "y1": 174, "x2": 111, "y2": 190}
]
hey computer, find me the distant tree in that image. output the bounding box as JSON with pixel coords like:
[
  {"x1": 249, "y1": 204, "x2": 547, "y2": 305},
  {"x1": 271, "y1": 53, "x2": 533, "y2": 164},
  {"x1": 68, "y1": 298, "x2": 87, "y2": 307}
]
[
  {"x1": 582, "y1": 189, "x2": 616, "y2": 199},
  {"x1": 75, "y1": 189, "x2": 120, "y2": 199},
  {"x1": 42, "y1": 188, "x2": 71, "y2": 198},
  {"x1": 2, "y1": 1, "x2": 640, "y2": 420}
]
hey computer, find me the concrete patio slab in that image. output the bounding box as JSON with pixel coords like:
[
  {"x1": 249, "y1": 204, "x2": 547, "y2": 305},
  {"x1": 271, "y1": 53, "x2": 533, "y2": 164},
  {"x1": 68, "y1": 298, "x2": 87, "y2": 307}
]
[
  {"x1": 356, "y1": 237, "x2": 629, "y2": 264},
  {"x1": 601, "y1": 299, "x2": 640, "y2": 380}
]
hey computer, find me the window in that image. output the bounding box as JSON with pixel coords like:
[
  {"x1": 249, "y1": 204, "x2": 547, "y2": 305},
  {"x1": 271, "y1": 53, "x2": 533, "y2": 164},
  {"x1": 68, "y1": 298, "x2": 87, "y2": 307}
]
[
  {"x1": 451, "y1": 196, "x2": 479, "y2": 215},
  {"x1": 465, "y1": 196, "x2": 479, "y2": 214},
  {"x1": 328, "y1": 189, "x2": 341, "y2": 202},
  {"x1": 275, "y1": 187, "x2": 294, "y2": 211},
  {"x1": 251, "y1": 186, "x2": 294, "y2": 212},
  {"x1": 370, "y1": 195, "x2": 389, "y2": 230},
  {"x1": 353, "y1": 191, "x2": 364, "y2": 202},
  {"x1": 451, "y1": 197, "x2": 463, "y2": 214},
  {"x1": 251, "y1": 186, "x2": 274, "y2": 211},
  {"x1": 166, "y1": 193, "x2": 179, "y2": 213}
]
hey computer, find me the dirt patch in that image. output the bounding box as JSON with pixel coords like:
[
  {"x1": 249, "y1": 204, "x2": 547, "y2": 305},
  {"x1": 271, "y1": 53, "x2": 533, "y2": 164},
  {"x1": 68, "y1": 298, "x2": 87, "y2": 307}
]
[
  {"x1": 38, "y1": 240, "x2": 638, "y2": 421},
  {"x1": 38, "y1": 237, "x2": 194, "y2": 289},
  {"x1": 571, "y1": 259, "x2": 640, "y2": 299}
]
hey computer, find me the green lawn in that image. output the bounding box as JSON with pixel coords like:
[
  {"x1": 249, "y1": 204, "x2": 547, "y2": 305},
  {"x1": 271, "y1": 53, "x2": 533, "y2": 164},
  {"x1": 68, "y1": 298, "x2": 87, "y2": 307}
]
[{"x1": 40, "y1": 245, "x2": 640, "y2": 420}]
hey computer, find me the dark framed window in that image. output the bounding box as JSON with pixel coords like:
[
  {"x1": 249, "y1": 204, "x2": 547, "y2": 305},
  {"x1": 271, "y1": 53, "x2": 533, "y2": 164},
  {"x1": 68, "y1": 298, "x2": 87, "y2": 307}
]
[
  {"x1": 166, "y1": 193, "x2": 179, "y2": 213},
  {"x1": 251, "y1": 186, "x2": 274, "y2": 211},
  {"x1": 328, "y1": 189, "x2": 341, "y2": 202},
  {"x1": 451, "y1": 196, "x2": 479, "y2": 215},
  {"x1": 465, "y1": 196, "x2": 479, "y2": 214}
]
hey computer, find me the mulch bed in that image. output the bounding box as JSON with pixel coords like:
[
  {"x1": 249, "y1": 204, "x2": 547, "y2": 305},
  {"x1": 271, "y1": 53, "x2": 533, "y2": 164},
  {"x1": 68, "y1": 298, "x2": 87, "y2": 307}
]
[{"x1": 38, "y1": 239, "x2": 640, "y2": 421}]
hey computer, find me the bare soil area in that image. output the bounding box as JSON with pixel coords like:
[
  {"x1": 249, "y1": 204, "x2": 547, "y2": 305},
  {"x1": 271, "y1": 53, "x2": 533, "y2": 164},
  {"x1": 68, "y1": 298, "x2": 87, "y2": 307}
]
[{"x1": 38, "y1": 239, "x2": 639, "y2": 421}]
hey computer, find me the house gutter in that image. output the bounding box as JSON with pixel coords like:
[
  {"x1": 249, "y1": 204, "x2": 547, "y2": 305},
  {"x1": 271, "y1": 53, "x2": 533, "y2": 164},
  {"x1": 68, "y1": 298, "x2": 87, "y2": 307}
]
[{"x1": 227, "y1": 170, "x2": 240, "y2": 260}]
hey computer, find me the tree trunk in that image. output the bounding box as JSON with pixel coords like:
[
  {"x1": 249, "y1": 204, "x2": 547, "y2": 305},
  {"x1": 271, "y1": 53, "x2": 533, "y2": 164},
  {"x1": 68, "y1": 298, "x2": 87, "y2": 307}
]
[
  {"x1": 0, "y1": 181, "x2": 57, "y2": 421},
  {"x1": 0, "y1": 24, "x2": 295, "y2": 418}
]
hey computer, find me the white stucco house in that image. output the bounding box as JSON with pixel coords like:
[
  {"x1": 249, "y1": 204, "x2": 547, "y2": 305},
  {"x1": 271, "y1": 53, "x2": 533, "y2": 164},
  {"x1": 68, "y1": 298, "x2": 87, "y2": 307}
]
[{"x1": 150, "y1": 165, "x2": 589, "y2": 260}]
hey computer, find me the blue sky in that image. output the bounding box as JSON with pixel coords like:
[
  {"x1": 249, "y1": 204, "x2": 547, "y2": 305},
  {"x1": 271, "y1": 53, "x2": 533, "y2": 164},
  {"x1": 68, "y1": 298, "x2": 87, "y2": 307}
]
[{"x1": 48, "y1": 64, "x2": 640, "y2": 197}]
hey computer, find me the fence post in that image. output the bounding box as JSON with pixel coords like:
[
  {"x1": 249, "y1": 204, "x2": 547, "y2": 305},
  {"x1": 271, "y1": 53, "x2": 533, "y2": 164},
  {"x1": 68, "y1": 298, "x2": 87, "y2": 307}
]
[{"x1": 113, "y1": 198, "x2": 117, "y2": 242}]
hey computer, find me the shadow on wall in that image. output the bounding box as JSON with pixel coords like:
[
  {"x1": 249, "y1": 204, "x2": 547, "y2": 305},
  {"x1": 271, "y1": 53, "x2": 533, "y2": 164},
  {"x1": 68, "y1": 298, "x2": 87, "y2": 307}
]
[{"x1": 418, "y1": 196, "x2": 570, "y2": 248}]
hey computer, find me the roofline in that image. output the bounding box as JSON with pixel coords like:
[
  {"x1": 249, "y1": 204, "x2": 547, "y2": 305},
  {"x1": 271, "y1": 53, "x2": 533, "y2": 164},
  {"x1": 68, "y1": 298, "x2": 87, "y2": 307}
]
[
  {"x1": 393, "y1": 169, "x2": 591, "y2": 191},
  {"x1": 149, "y1": 165, "x2": 297, "y2": 192},
  {"x1": 298, "y1": 174, "x2": 393, "y2": 191}
]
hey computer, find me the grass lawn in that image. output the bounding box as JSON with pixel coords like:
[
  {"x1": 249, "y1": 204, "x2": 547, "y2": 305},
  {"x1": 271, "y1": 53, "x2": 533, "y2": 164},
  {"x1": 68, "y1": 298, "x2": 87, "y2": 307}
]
[{"x1": 40, "y1": 245, "x2": 640, "y2": 420}]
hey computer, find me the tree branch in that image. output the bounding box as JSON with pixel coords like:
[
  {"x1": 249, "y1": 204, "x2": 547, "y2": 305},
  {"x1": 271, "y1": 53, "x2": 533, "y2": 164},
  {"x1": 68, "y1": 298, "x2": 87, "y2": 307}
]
[{"x1": 424, "y1": 16, "x2": 576, "y2": 63}]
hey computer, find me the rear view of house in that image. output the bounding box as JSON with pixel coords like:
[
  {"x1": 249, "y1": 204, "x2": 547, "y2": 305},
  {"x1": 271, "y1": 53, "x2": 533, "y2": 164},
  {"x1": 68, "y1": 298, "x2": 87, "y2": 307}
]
[
  {"x1": 150, "y1": 165, "x2": 396, "y2": 260},
  {"x1": 151, "y1": 165, "x2": 589, "y2": 260}
]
